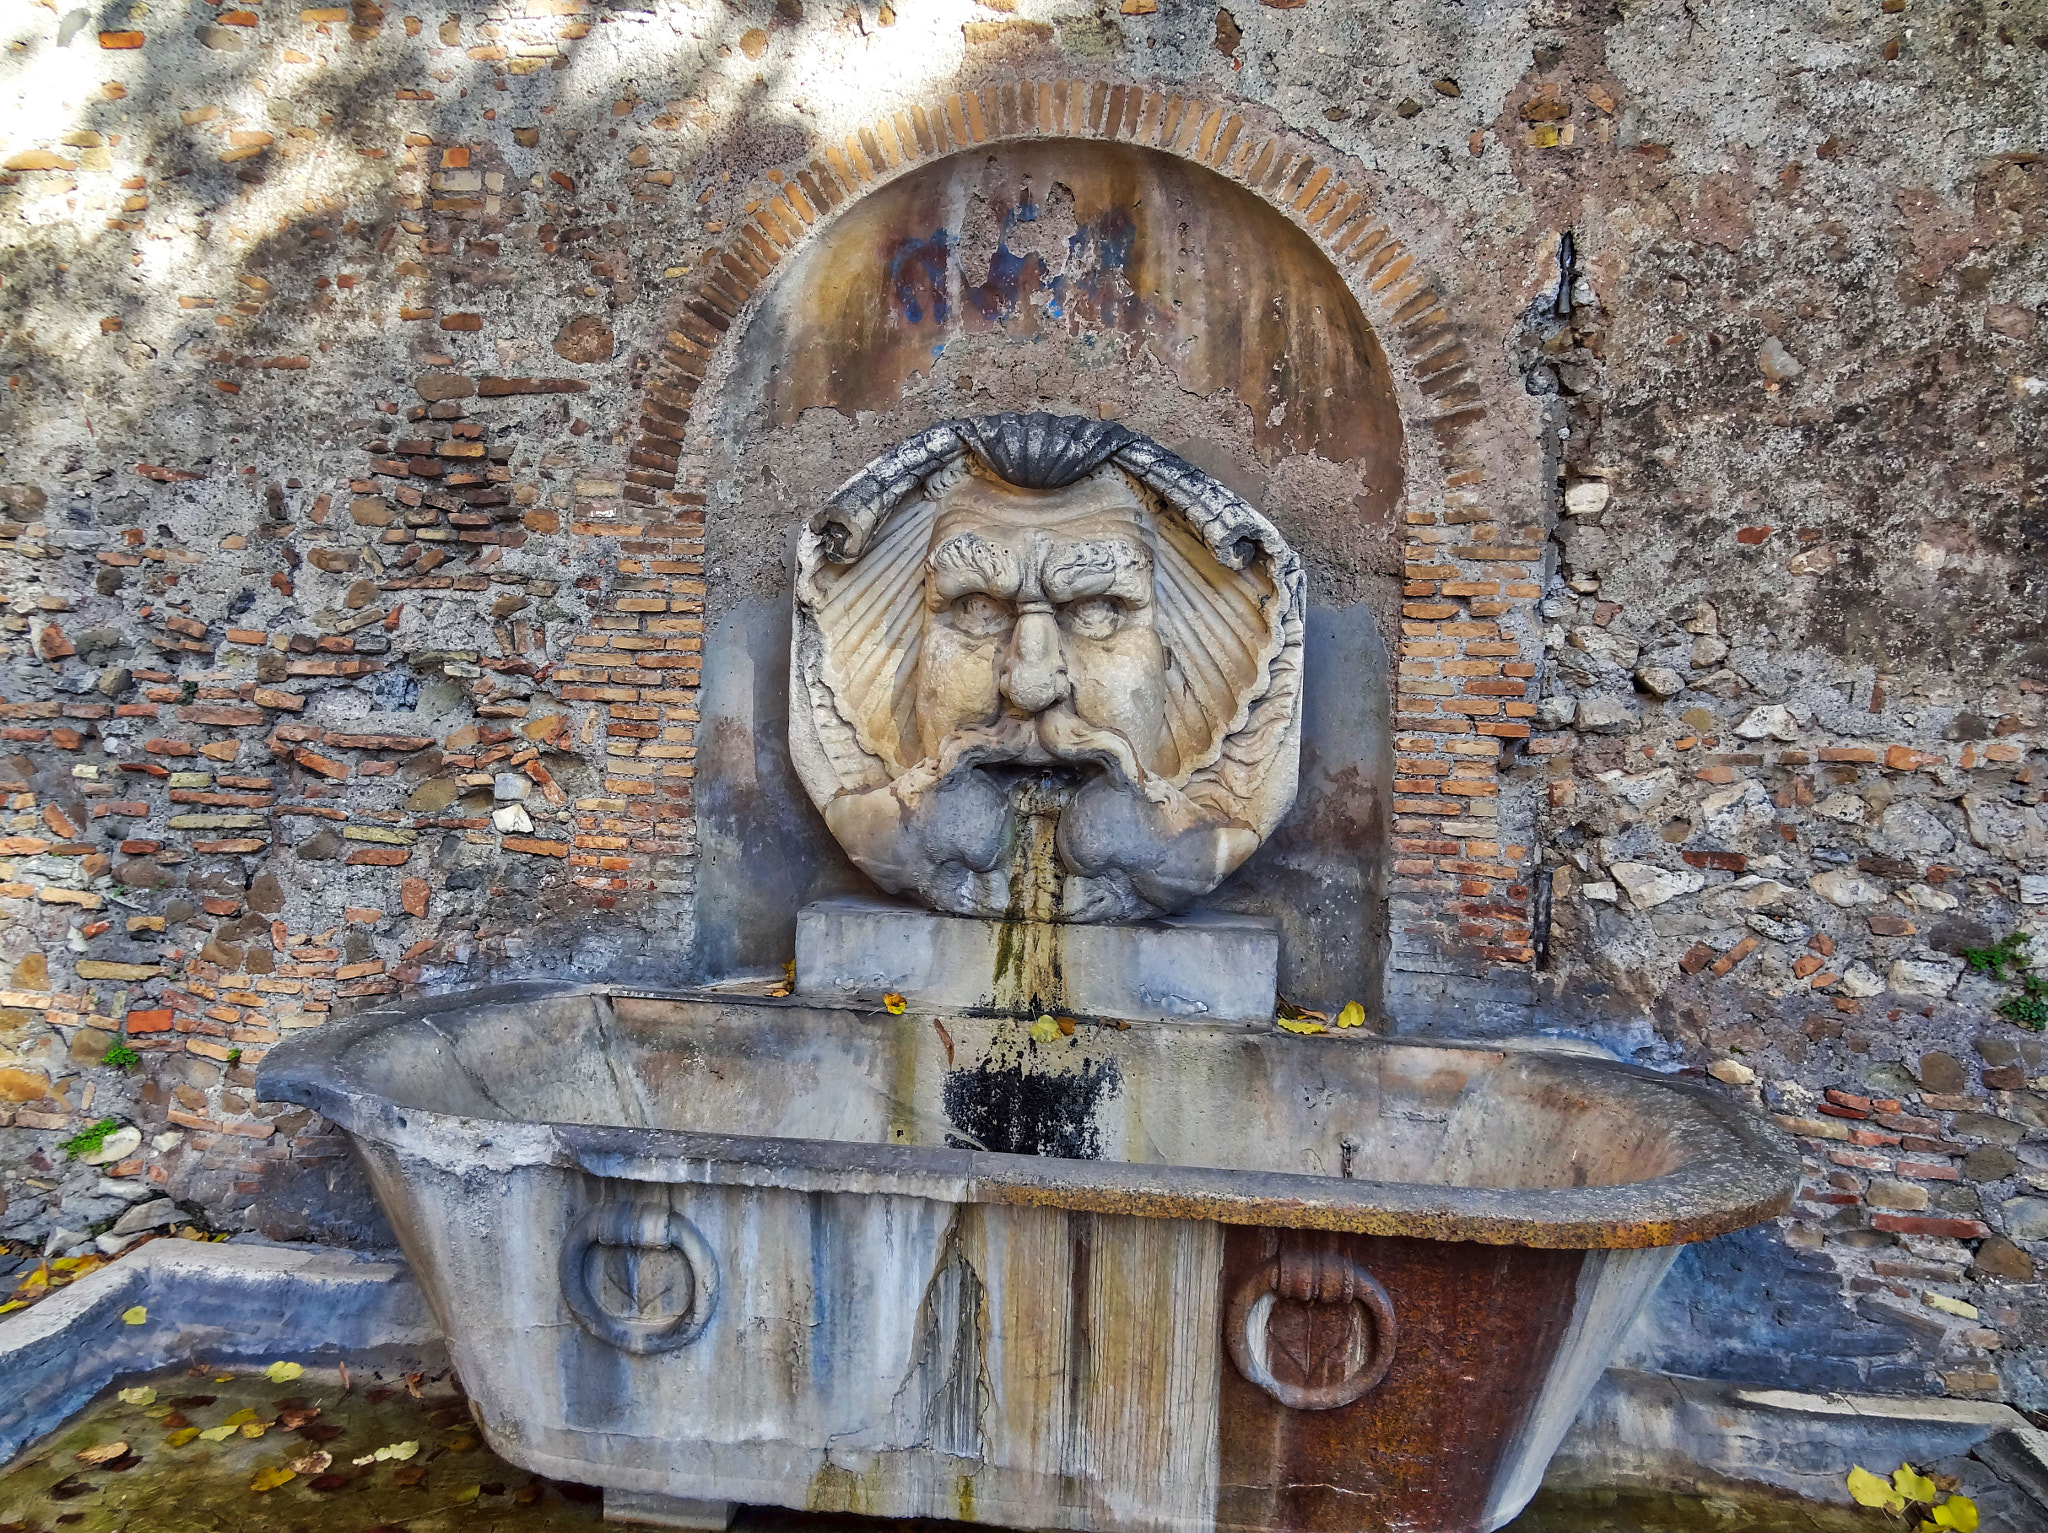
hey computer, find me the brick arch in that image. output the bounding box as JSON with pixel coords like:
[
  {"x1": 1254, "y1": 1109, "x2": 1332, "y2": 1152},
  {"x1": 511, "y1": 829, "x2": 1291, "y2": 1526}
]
[
  {"x1": 621, "y1": 78, "x2": 1486, "y2": 510},
  {"x1": 584, "y1": 78, "x2": 1540, "y2": 989}
]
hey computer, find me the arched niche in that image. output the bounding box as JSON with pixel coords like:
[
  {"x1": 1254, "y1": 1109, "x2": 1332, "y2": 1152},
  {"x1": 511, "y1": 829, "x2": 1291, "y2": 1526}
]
[{"x1": 688, "y1": 137, "x2": 1397, "y2": 1015}]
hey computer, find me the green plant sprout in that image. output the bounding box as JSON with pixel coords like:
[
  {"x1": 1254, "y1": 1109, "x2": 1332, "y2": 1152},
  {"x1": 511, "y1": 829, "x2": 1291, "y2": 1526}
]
[
  {"x1": 58, "y1": 1117, "x2": 122, "y2": 1161},
  {"x1": 1960, "y1": 930, "x2": 2047, "y2": 1032}
]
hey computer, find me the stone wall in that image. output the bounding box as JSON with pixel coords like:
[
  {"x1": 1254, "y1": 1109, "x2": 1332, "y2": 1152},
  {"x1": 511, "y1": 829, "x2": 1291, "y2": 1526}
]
[{"x1": 0, "y1": 0, "x2": 2041, "y2": 1411}]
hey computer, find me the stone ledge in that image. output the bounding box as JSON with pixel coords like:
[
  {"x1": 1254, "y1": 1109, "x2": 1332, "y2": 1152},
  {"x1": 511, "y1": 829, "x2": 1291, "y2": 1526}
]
[
  {"x1": 0, "y1": 1239, "x2": 441, "y2": 1465},
  {"x1": 1550, "y1": 1367, "x2": 2048, "y2": 1519}
]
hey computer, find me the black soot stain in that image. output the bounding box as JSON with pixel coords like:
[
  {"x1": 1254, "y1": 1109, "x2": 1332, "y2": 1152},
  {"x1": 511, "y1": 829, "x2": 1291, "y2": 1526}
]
[{"x1": 941, "y1": 1054, "x2": 1120, "y2": 1159}]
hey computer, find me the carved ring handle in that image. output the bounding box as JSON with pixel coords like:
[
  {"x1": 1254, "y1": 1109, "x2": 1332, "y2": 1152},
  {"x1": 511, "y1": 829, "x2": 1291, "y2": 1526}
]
[
  {"x1": 559, "y1": 1199, "x2": 719, "y2": 1355},
  {"x1": 1225, "y1": 1249, "x2": 1397, "y2": 1411}
]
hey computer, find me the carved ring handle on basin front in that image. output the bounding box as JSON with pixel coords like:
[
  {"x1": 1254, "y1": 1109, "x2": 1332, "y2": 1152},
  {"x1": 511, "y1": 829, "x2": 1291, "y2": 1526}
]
[
  {"x1": 559, "y1": 1199, "x2": 720, "y2": 1355},
  {"x1": 1225, "y1": 1249, "x2": 1397, "y2": 1411}
]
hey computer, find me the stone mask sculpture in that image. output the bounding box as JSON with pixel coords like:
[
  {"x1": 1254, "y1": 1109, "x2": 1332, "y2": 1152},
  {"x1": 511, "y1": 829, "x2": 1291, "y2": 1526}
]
[{"x1": 792, "y1": 414, "x2": 1305, "y2": 923}]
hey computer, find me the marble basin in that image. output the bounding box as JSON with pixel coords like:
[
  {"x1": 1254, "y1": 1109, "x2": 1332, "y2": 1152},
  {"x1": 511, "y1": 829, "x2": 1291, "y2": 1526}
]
[{"x1": 258, "y1": 982, "x2": 1795, "y2": 1533}]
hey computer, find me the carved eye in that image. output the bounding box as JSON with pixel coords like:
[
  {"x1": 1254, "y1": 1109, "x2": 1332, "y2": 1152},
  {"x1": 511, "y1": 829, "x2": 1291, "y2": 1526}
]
[
  {"x1": 949, "y1": 593, "x2": 1013, "y2": 638},
  {"x1": 1061, "y1": 596, "x2": 1123, "y2": 640}
]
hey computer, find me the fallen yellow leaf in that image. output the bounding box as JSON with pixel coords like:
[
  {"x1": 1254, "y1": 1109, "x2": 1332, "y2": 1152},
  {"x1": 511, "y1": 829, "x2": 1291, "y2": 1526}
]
[
  {"x1": 1028, "y1": 1015, "x2": 1059, "y2": 1043},
  {"x1": 166, "y1": 1428, "x2": 199, "y2": 1447},
  {"x1": 264, "y1": 1360, "x2": 304, "y2": 1383},
  {"x1": 75, "y1": 1441, "x2": 129, "y2": 1466},
  {"x1": 239, "y1": 1421, "x2": 268, "y2": 1439},
  {"x1": 248, "y1": 1465, "x2": 296, "y2": 1493},
  {"x1": 1334, "y1": 1000, "x2": 1366, "y2": 1029},
  {"x1": 288, "y1": 1450, "x2": 332, "y2": 1475},
  {"x1": 117, "y1": 1386, "x2": 155, "y2": 1405},
  {"x1": 1893, "y1": 1464, "x2": 1939, "y2": 1505},
  {"x1": 373, "y1": 1440, "x2": 420, "y2": 1462},
  {"x1": 197, "y1": 1425, "x2": 237, "y2": 1443},
  {"x1": 1931, "y1": 1494, "x2": 1978, "y2": 1531},
  {"x1": 223, "y1": 1408, "x2": 260, "y2": 1426},
  {"x1": 121, "y1": 1305, "x2": 147, "y2": 1326},
  {"x1": 0, "y1": 1300, "x2": 25, "y2": 1314},
  {"x1": 454, "y1": 1483, "x2": 482, "y2": 1503},
  {"x1": 1848, "y1": 1465, "x2": 1906, "y2": 1513},
  {"x1": 882, "y1": 992, "x2": 906, "y2": 1015},
  {"x1": 1277, "y1": 1017, "x2": 1326, "y2": 1035}
]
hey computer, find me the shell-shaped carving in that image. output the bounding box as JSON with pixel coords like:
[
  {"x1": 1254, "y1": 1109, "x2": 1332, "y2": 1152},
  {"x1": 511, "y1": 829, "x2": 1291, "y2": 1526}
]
[
  {"x1": 952, "y1": 412, "x2": 1135, "y2": 491},
  {"x1": 791, "y1": 414, "x2": 1309, "y2": 921}
]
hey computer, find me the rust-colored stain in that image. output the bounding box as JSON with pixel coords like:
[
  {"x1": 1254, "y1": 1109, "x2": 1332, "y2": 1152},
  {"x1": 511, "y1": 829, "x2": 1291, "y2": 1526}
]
[
  {"x1": 1216, "y1": 1226, "x2": 1581, "y2": 1533},
  {"x1": 746, "y1": 138, "x2": 1403, "y2": 507}
]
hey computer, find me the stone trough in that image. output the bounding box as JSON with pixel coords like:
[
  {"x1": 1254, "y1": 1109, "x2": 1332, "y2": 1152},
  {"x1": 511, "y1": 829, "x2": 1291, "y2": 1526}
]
[{"x1": 258, "y1": 981, "x2": 1796, "y2": 1533}]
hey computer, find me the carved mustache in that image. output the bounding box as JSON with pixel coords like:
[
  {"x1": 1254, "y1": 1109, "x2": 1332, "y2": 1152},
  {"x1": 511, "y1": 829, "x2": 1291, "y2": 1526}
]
[{"x1": 926, "y1": 705, "x2": 1170, "y2": 806}]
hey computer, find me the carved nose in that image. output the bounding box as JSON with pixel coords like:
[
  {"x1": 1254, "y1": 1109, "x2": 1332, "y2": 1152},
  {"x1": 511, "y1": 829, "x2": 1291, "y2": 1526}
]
[{"x1": 1001, "y1": 607, "x2": 1069, "y2": 715}]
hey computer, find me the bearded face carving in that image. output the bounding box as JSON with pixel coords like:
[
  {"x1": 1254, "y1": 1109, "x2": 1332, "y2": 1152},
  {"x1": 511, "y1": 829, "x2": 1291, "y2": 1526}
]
[{"x1": 791, "y1": 414, "x2": 1305, "y2": 924}]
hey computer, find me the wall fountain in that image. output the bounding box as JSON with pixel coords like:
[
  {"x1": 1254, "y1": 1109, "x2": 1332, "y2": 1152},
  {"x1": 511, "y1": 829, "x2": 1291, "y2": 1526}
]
[{"x1": 261, "y1": 414, "x2": 1795, "y2": 1533}]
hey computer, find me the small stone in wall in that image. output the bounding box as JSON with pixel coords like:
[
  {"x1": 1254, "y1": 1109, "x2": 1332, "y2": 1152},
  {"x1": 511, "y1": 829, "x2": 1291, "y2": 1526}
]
[
  {"x1": 1973, "y1": 1235, "x2": 2035, "y2": 1281},
  {"x1": 1962, "y1": 795, "x2": 2048, "y2": 857},
  {"x1": 1634, "y1": 664, "x2": 1685, "y2": 698},
  {"x1": 1838, "y1": 962, "x2": 1884, "y2": 998},
  {"x1": 1815, "y1": 792, "x2": 1868, "y2": 824},
  {"x1": 1689, "y1": 632, "x2": 1729, "y2": 667},
  {"x1": 1878, "y1": 802, "x2": 1954, "y2": 855},
  {"x1": 1568, "y1": 625, "x2": 1641, "y2": 671},
  {"x1": 1598, "y1": 767, "x2": 1678, "y2": 811},
  {"x1": 1610, "y1": 861, "x2": 1705, "y2": 910},
  {"x1": 1563, "y1": 480, "x2": 1610, "y2": 516},
  {"x1": 2002, "y1": 1197, "x2": 2048, "y2": 1242},
  {"x1": 553, "y1": 315, "x2": 615, "y2": 364},
  {"x1": 1576, "y1": 694, "x2": 1639, "y2": 733},
  {"x1": 1702, "y1": 781, "x2": 1774, "y2": 842},
  {"x1": 1757, "y1": 336, "x2": 1804, "y2": 382},
  {"x1": 1734, "y1": 704, "x2": 1799, "y2": 742},
  {"x1": 1691, "y1": 669, "x2": 1748, "y2": 699},
  {"x1": 1706, "y1": 1058, "x2": 1754, "y2": 1084},
  {"x1": 1537, "y1": 696, "x2": 1576, "y2": 728},
  {"x1": 1888, "y1": 956, "x2": 1962, "y2": 998},
  {"x1": 1812, "y1": 868, "x2": 1886, "y2": 907},
  {"x1": 1918, "y1": 1051, "x2": 1967, "y2": 1093},
  {"x1": 1902, "y1": 882, "x2": 1959, "y2": 911},
  {"x1": 1745, "y1": 912, "x2": 1807, "y2": 945}
]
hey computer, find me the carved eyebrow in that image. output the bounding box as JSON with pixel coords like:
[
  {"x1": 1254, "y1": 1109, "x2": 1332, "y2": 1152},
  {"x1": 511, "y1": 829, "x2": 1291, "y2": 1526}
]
[
  {"x1": 1040, "y1": 539, "x2": 1152, "y2": 605},
  {"x1": 928, "y1": 533, "x2": 1022, "y2": 600}
]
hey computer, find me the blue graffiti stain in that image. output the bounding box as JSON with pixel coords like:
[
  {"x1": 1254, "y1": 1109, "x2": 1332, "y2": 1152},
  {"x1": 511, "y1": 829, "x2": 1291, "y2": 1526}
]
[
  {"x1": 889, "y1": 228, "x2": 955, "y2": 324},
  {"x1": 967, "y1": 196, "x2": 1048, "y2": 322},
  {"x1": 887, "y1": 195, "x2": 1151, "y2": 334}
]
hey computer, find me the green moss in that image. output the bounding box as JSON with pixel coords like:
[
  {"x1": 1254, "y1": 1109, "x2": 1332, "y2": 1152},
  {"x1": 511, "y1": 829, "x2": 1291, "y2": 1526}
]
[
  {"x1": 57, "y1": 1117, "x2": 122, "y2": 1160},
  {"x1": 1962, "y1": 930, "x2": 2048, "y2": 1031}
]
